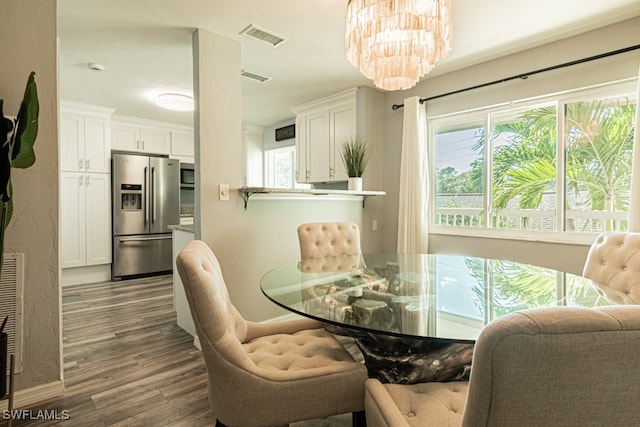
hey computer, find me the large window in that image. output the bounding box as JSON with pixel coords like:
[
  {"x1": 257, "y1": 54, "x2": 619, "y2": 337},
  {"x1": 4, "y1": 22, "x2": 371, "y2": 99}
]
[{"x1": 431, "y1": 81, "x2": 637, "y2": 241}]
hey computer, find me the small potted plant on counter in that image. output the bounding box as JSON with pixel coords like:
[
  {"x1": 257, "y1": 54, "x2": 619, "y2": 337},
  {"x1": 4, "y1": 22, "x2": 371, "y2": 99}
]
[{"x1": 340, "y1": 135, "x2": 369, "y2": 191}]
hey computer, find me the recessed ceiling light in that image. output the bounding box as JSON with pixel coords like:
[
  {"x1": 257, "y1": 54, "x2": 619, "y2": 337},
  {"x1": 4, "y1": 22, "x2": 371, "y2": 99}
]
[{"x1": 155, "y1": 93, "x2": 194, "y2": 111}]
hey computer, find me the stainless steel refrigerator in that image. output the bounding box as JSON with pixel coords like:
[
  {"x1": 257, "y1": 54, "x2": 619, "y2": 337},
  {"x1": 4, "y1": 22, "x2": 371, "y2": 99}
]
[{"x1": 111, "y1": 153, "x2": 179, "y2": 279}]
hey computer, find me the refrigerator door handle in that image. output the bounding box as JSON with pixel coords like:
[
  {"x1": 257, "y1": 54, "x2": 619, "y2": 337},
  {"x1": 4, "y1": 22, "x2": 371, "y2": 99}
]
[
  {"x1": 151, "y1": 166, "x2": 156, "y2": 224},
  {"x1": 144, "y1": 166, "x2": 149, "y2": 224},
  {"x1": 118, "y1": 235, "x2": 172, "y2": 242}
]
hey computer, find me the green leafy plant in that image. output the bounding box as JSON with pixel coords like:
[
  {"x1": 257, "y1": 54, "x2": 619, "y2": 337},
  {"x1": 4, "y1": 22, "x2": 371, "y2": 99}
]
[
  {"x1": 1, "y1": 71, "x2": 39, "y2": 271},
  {"x1": 340, "y1": 135, "x2": 369, "y2": 177}
]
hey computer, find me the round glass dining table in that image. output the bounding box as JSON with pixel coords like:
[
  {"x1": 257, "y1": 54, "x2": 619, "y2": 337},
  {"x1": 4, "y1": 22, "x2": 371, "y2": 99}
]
[{"x1": 261, "y1": 253, "x2": 620, "y2": 384}]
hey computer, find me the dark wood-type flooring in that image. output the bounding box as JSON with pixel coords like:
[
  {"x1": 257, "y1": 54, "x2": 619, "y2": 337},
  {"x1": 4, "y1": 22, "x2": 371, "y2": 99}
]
[{"x1": 4, "y1": 275, "x2": 351, "y2": 427}]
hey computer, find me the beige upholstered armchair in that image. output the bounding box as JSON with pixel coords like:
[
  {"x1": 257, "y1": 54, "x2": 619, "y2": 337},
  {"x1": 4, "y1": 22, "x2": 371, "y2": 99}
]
[
  {"x1": 176, "y1": 240, "x2": 368, "y2": 427},
  {"x1": 583, "y1": 231, "x2": 640, "y2": 304},
  {"x1": 297, "y1": 222, "x2": 361, "y2": 259},
  {"x1": 364, "y1": 305, "x2": 640, "y2": 427}
]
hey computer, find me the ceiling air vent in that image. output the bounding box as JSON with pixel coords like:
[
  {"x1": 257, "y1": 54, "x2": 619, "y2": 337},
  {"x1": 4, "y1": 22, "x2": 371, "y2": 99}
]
[
  {"x1": 241, "y1": 70, "x2": 272, "y2": 83},
  {"x1": 239, "y1": 24, "x2": 288, "y2": 48}
]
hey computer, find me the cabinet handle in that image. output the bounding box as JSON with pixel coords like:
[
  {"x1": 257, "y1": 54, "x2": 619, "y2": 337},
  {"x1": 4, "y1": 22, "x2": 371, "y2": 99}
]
[
  {"x1": 86, "y1": 159, "x2": 90, "y2": 170},
  {"x1": 79, "y1": 159, "x2": 84, "y2": 170},
  {"x1": 137, "y1": 140, "x2": 140, "y2": 149},
  {"x1": 79, "y1": 175, "x2": 83, "y2": 186},
  {"x1": 86, "y1": 174, "x2": 90, "y2": 185},
  {"x1": 142, "y1": 140, "x2": 145, "y2": 150}
]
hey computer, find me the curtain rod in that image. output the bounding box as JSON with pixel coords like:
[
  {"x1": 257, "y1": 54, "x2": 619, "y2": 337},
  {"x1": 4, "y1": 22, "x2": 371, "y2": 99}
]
[{"x1": 391, "y1": 44, "x2": 640, "y2": 111}]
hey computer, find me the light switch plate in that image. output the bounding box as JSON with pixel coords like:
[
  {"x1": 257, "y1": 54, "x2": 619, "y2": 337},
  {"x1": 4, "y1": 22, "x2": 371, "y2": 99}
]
[{"x1": 219, "y1": 184, "x2": 229, "y2": 201}]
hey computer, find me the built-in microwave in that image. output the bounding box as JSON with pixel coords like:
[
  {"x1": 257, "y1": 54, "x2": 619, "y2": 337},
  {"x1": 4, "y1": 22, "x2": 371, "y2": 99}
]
[
  {"x1": 180, "y1": 163, "x2": 195, "y2": 186},
  {"x1": 179, "y1": 162, "x2": 195, "y2": 215}
]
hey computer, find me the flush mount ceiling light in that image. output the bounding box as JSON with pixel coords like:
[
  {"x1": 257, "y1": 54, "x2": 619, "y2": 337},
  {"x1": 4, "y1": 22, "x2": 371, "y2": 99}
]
[
  {"x1": 155, "y1": 93, "x2": 194, "y2": 111},
  {"x1": 345, "y1": 0, "x2": 453, "y2": 91}
]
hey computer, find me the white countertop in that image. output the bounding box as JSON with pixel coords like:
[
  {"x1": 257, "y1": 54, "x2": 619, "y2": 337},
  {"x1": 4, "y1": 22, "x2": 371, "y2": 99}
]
[
  {"x1": 169, "y1": 224, "x2": 194, "y2": 233},
  {"x1": 240, "y1": 186, "x2": 385, "y2": 197}
]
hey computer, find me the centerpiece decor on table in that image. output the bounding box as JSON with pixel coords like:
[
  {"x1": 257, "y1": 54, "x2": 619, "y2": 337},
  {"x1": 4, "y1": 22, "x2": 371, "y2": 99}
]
[{"x1": 340, "y1": 135, "x2": 369, "y2": 191}]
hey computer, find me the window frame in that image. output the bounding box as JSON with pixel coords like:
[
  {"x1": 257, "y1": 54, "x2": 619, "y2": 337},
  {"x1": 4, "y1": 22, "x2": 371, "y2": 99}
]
[{"x1": 428, "y1": 79, "x2": 638, "y2": 245}]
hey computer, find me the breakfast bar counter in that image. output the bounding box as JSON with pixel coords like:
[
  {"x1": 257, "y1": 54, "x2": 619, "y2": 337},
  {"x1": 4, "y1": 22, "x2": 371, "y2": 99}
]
[{"x1": 239, "y1": 186, "x2": 385, "y2": 209}]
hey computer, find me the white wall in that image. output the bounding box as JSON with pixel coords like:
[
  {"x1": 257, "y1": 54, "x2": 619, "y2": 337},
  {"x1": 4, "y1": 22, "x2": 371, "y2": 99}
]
[
  {"x1": 0, "y1": 0, "x2": 61, "y2": 393},
  {"x1": 242, "y1": 124, "x2": 264, "y2": 186},
  {"x1": 263, "y1": 118, "x2": 295, "y2": 151},
  {"x1": 357, "y1": 86, "x2": 387, "y2": 251},
  {"x1": 380, "y1": 16, "x2": 640, "y2": 275}
]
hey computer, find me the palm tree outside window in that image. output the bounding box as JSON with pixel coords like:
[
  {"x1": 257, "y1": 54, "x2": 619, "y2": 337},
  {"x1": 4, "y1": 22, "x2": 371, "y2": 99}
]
[{"x1": 432, "y1": 81, "x2": 637, "y2": 238}]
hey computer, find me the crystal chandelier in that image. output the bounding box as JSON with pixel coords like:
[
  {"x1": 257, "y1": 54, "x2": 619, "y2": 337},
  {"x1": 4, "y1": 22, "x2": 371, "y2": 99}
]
[{"x1": 345, "y1": 0, "x2": 453, "y2": 91}]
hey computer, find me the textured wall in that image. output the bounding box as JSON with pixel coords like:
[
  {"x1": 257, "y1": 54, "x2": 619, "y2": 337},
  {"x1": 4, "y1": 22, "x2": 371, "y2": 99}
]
[{"x1": 0, "y1": 0, "x2": 61, "y2": 391}]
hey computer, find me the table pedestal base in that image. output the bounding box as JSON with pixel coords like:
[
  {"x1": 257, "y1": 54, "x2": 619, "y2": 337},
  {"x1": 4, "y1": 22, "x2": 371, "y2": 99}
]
[{"x1": 327, "y1": 325, "x2": 474, "y2": 384}]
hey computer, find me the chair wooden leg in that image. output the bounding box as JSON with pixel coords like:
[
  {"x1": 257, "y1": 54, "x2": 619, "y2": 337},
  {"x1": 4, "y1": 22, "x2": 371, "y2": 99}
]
[
  {"x1": 215, "y1": 419, "x2": 227, "y2": 427},
  {"x1": 352, "y1": 410, "x2": 366, "y2": 427}
]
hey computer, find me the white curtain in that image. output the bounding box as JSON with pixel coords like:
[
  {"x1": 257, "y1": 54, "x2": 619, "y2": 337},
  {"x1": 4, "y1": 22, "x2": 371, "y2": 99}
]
[
  {"x1": 397, "y1": 96, "x2": 429, "y2": 253},
  {"x1": 628, "y1": 65, "x2": 640, "y2": 231}
]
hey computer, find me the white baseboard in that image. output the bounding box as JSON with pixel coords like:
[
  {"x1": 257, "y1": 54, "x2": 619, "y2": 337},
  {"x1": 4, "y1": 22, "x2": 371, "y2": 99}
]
[
  {"x1": 0, "y1": 380, "x2": 64, "y2": 411},
  {"x1": 61, "y1": 265, "x2": 111, "y2": 287}
]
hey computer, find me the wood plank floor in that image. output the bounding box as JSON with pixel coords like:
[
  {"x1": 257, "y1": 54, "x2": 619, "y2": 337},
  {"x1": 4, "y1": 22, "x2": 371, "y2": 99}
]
[{"x1": 7, "y1": 275, "x2": 352, "y2": 426}]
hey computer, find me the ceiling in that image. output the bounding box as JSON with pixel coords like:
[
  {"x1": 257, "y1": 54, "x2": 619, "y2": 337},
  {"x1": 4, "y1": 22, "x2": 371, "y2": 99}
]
[{"x1": 58, "y1": 0, "x2": 640, "y2": 128}]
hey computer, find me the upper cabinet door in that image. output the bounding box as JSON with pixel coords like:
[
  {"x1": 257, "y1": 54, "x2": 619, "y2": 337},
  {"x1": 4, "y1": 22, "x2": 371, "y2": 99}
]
[
  {"x1": 306, "y1": 110, "x2": 331, "y2": 183},
  {"x1": 111, "y1": 124, "x2": 141, "y2": 152},
  {"x1": 291, "y1": 88, "x2": 358, "y2": 184},
  {"x1": 295, "y1": 117, "x2": 307, "y2": 183},
  {"x1": 111, "y1": 122, "x2": 170, "y2": 155},
  {"x1": 60, "y1": 112, "x2": 85, "y2": 172},
  {"x1": 60, "y1": 111, "x2": 110, "y2": 173},
  {"x1": 330, "y1": 101, "x2": 357, "y2": 182},
  {"x1": 140, "y1": 127, "x2": 170, "y2": 155},
  {"x1": 170, "y1": 131, "x2": 194, "y2": 157},
  {"x1": 83, "y1": 115, "x2": 110, "y2": 173}
]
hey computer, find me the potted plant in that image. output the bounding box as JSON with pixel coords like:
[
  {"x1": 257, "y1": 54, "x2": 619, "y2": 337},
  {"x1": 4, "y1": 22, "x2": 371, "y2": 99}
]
[
  {"x1": 1, "y1": 71, "x2": 38, "y2": 271},
  {"x1": 339, "y1": 135, "x2": 369, "y2": 191},
  {"x1": 0, "y1": 71, "x2": 38, "y2": 399}
]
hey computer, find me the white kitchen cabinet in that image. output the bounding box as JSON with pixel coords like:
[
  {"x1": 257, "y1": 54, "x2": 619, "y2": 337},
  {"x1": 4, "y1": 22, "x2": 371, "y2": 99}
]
[
  {"x1": 292, "y1": 88, "x2": 357, "y2": 183},
  {"x1": 170, "y1": 130, "x2": 195, "y2": 163},
  {"x1": 111, "y1": 120, "x2": 171, "y2": 154},
  {"x1": 60, "y1": 104, "x2": 113, "y2": 173},
  {"x1": 61, "y1": 172, "x2": 112, "y2": 268}
]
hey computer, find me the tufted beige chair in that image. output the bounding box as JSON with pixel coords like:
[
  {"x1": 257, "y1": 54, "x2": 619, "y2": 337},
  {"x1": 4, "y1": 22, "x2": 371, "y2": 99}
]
[
  {"x1": 583, "y1": 231, "x2": 640, "y2": 304},
  {"x1": 364, "y1": 305, "x2": 640, "y2": 427},
  {"x1": 176, "y1": 240, "x2": 368, "y2": 427},
  {"x1": 297, "y1": 223, "x2": 363, "y2": 320},
  {"x1": 297, "y1": 222, "x2": 361, "y2": 260}
]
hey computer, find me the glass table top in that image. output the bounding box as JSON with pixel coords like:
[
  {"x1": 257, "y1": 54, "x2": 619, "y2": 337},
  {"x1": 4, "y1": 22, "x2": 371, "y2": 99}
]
[{"x1": 260, "y1": 253, "x2": 622, "y2": 343}]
